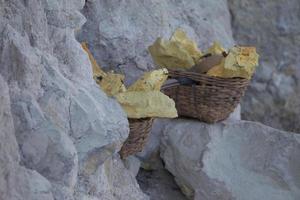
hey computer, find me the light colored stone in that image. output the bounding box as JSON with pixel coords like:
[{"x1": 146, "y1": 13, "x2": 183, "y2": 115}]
[
  {"x1": 226, "y1": 104, "x2": 241, "y2": 121},
  {"x1": 44, "y1": 0, "x2": 85, "y2": 11},
  {"x1": 137, "y1": 159, "x2": 188, "y2": 200},
  {"x1": 0, "y1": 75, "x2": 54, "y2": 200},
  {"x1": 137, "y1": 119, "x2": 170, "y2": 161},
  {"x1": 138, "y1": 105, "x2": 240, "y2": 163},
  {"x1": 123, "y1": 156, "x2": 141, "y2": 177},
  {"x1": 228, "y1": 0, "x2": 300, "y2": 132},
  {"x1": 75, "y1": 156, "x2": 149, "y2": 200},
  {"x1": 160, "y1": 119, "x2": 300, "y2": 200},
  {"x1": 0, "y1": 0, "x2": 147, "y2": 199}
]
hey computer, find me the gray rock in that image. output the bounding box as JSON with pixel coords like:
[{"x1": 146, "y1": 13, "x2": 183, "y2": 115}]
[
  {"x1": 123, "y1": 156, "x2": 142, "y2": 177},
  {"x1": 137, "y1": 119, "x2": 170, "y2": 161},
  {"x1": 0, "y1": 0, "x2": 147, "y2": 199},
  {"x1": 75, "y1": 156, "x2": 149, "y2": 200},
  {"x1": 137, "y1": 160, "x2": 188, "y2": 200},
  {"x1": 138, "y1": 105, "x2": 240, "y2": 163},
  {"x1": 228, "y1": 0, "x2": 300, "y2": 132},
  {"x1": 77, "y1": 0, "x2": 234, "y2": 85},
  {"x1": 160, "y1": 119, "x2": 300, "y2": 200},
  {"x1": 226, "y1": 104, "x2": 241, "y2": 121},
  {"x1": 44, "y1": 0, "x2": 85, "y2": 11},
  {"x1": 0, "y1": 75, "x2": 54, "y2": 200}
]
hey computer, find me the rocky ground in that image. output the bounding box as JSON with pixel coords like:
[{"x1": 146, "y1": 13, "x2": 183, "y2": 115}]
[
  {"x1": 1, "y1": 0, "x2": 300, "y2": 200},
  {"x1": 137, "y1": 160, "x2": 188, "y2": 200}
]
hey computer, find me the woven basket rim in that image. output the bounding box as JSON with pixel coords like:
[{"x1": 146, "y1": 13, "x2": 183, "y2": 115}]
[{"x1": 167, "y1": 69, "x2": 249, "y2": 82}]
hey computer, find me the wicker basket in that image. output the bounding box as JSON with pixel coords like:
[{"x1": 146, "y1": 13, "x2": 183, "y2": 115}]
[
  {"x1": 162, "y1": 70, "x2": 250, "y2": 123},
  {"x1": 119, "y1": 118, "x2": 154, "y2": 159}
]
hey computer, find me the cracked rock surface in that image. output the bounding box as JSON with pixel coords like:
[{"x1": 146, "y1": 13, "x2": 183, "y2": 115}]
[
  {"x1": 0, "y1": 74, "x2": 54, "y2": 200},
  {"x1": 0, "y1": 0, "x2": 147, "y2": 199},
  {"x1": 228, "y1": 0, "x2": 300, "y2": 132},
  {"x1": 160, "y1": 119, "x2": 300, "y2": 200}
]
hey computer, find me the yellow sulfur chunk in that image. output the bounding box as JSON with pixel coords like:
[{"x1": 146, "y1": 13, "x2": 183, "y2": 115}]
[
  {"x1": 207, "y1": 46, "x2": 259, "y2": 79},
  {"x1": 148, "y1": 38, "x2": 195, "y2": 69},
  {"x1": 231, "y1": 46, "x2": 259, "y2": 69},
  {"x1": 170, "y1": 29, "x2": 202, "y2": 62},
  {"x1": 100, "y1": 73, "x2": 126, "y2": 96},
  {"x1": 206, "y1": 41, "x2": 226, "y2": 55},
  {"x1": 128, "y1": 68, "x2": 168, "y2": 92},
  {"x1": 115, "y1": 91, "x2": 178, "y2": 119},
  {"x1": 81, "y1": 42, "x2": 126, "y2": 96},
  {"x1": 148, "y1": 29, "x2": 202, "y2": 70},
  {"x1": 81, "y1": 42, "x2": 107, "y2": 81}
]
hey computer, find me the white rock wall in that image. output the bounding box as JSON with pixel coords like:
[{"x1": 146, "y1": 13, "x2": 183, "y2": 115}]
[
  {"x1": 0, "y1": 0, "x2": 147, "y2": 199},
  {"x1": 228, "y1": 0, "x2": 300, "y2": 132}
]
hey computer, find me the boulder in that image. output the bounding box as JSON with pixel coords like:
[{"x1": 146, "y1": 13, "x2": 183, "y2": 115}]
[
  {"x1": 137, "y1": 105, "x2": 240, "y2": 163},
  {"x1": 123, "y1": 156, "x2": 142, "y2": 177},
  {"x1": 160, "y1": 119, "x2": 300, "y2": 200}
]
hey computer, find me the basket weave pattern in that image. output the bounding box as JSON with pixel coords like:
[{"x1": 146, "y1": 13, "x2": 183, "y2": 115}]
[
  {"x1": 163, "y1": 70, "x2": 250, "y2": 123},
  {"x1": 119, "y1": 118, "x2": 154, "y2": 159}
]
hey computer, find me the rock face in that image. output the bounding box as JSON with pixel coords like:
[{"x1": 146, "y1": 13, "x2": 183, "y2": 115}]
[
  {"x1": 160, "y1": 119, "x2": 300, "y2": 200},
  {"x1": 123, "y1": 156, "x2": 142, "y2": 177},
  {"x1": 137, "y1": 159, "x2": 188, "y2": 200},
  {"x1": 0, "y1": 75, "x2": 54, "y2": 200},
  {"x1": 77, "y1": 0, "x2": 234, "y2": 85},
  {"x1": 76, "y1": 156, "x2": 148, "y2": 200},
  {"x1": 0, "y1": 0, "x2": 147, "y2": 199},
  {"x1": 137, "y1": 105, "x2": 241, "y2": 164},
  {"x1": 228, "y1": 0, "x2": 300, "y2": 132}
]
